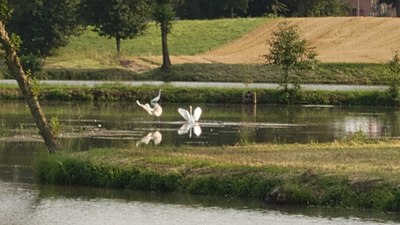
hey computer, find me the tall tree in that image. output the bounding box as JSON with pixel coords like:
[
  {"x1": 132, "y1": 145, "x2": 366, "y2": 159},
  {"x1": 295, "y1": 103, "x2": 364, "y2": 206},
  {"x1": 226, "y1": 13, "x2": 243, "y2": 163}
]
[
  {"x1": 379, "y1": 0, "x2": 400, "y2": 17},
  {"x1": 0, "y1": 0, "x2": 61, "y2": 153},
  {"x1": 265, "y1": 21, "x2": 317, "y2": 91},
  {"x1": 153, "y1": 0, "x2": 175, "y2": 70},
  {"x1": 80, "y1": 0, "x2": 150, "y2": 52},
  {"x1": 7, "y1": 0, "x2": 82, "y2": 57},
  {"x1": 386, "y1": 50, "x2": 400, "y2": 104}
]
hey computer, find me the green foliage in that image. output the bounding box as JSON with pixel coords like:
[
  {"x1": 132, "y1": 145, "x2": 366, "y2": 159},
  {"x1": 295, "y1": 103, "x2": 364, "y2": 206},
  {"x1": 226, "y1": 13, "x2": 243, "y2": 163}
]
[
  {"x1": 388, "y1": 189, "x2": 400, "y2": 211},
  {"x1": 28, "y1": 73, "x2": 40, "y2": 98},
  {"x1": 9, "y1": 33, "x2": 21, "y2": 50},
  {"x1": 296, "y1": 0, "x2": 351, "y2": 17},
  {"x1": 8, "y1": 0, "x2": 82, "y2": 56},
  {"x1": 79, "y1": 0, "x2": 150, "y2": 52},
  {"x1": 280, "y1": 183, "x2": 317, "y2": 205},
  {"x1": 49, "y1": 116, "x2": 61, "y2": 135},
  {"x1": 320, "y1": 186, "x2": 355, "y2": 206},
  {"x1": 0, "y1": 84, "x2": 393, "y2": 106},
  {"x1": 177, "y1": 0, "x2": 249, "y2": 19},
  {"x1": 20, "y1": 53, "x2": 43, "y2": 75},
  {"x1": 37, "y1": 155, "x2": 182, "y2": 191},
  {"x1": 40, "y1": 88, "x2": 72, "y2": 101},
  {"x1": 386, "y1": 50, "x2": 400, "y2": 105},
  {"x1": 153, "y1": 0, "x2": 176, "y2": 34},
  {"x1": 344, "y1": 129, "x2": 372, "y2": 144},
  {"x1": 265, "y1": 21, "x2": 317, "y2": 93},
  {"x1": 0, "y1": 0, "x2": 12, "y2": 20}
]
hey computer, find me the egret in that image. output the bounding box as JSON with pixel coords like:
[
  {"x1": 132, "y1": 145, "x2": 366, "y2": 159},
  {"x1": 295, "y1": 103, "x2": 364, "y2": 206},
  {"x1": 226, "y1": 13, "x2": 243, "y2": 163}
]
[
  {"x1": 177, "y1": 106, "x2": 202, "y2": 137},
  {"x1": 178, "y1": 106, "x2": 202, "y2": 123},
  {"x1": 136, "y1": 89, "x2": 163, "y2": 117},
  {"x1": 151, "y1": 89, "x2": 161, "y2": 104}
]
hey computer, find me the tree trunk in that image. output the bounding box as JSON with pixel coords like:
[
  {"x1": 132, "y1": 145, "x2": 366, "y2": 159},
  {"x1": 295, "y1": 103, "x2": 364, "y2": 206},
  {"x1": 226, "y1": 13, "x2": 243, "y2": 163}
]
[
  {"x1": 116, "y1": 36, "x2": 121, "y2": 52},
  {"x1": 0, "y1": 21, "x2": 61, "y2": 153},
  {"x1": 161, "y1": 25, "x2": 171, "y2": 71},
  {"x1": 397, "y1": 0, "x2": 400, "y2": 17}
]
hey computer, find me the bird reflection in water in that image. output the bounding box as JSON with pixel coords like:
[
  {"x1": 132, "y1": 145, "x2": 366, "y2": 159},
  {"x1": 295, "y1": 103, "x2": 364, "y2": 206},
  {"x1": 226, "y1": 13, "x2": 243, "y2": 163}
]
[
  {"x1": 136, "y1": 131, "x2": 162, "y2": 146},
  {"x1": 178, "y1": 123, "x2": 202, "y2": 137}
]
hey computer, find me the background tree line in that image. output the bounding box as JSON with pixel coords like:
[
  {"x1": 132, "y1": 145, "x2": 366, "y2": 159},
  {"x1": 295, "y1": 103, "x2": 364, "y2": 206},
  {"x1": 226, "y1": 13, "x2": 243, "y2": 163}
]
[{"x1": 176, "y1": 0, "x2": 352, "y2": 19}]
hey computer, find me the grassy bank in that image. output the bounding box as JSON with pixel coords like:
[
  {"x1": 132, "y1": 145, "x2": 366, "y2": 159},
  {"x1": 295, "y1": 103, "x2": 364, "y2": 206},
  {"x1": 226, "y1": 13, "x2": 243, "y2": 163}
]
[
  {"x1": 37, "y1": 142, "x2": 400, "y2": 212},
  {"x1": 0, "y1": 84, "x2": 392, "y2": 105},
  {"x1": 17, "y1": 63, "x2": 389, "y2": 85}
]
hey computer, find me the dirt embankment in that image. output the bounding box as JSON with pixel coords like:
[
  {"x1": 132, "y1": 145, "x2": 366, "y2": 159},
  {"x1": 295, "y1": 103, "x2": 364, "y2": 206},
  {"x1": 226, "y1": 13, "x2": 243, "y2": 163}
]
[{"x1": 139, "y1": 17, "x2": 400, "y2": 67}]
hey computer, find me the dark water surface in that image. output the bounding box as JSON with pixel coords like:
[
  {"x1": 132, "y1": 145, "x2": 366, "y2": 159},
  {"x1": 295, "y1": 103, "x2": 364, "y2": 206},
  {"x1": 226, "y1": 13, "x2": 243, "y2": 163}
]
[
  {"x1": 1, "y1": 101, "x2": 400, "y2": 224},
  {"x1": 1, "y1": 101, "x2": 399, "y2": 148}
]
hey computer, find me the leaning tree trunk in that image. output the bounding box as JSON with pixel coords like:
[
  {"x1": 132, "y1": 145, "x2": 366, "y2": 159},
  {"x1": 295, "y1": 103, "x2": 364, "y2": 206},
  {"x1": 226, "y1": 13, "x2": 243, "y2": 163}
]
[
  {"x1": 0, "y1": 21, "x2": 61, "y2": 153},
  {"x1": 160, "y1": 24, "x2": 171, "y2": 71}
]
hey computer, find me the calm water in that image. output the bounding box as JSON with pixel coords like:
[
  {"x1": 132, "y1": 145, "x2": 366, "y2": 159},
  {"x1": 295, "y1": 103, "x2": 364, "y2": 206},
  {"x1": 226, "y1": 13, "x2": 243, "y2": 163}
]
[
  {"x1": 1, "y1": 101, "x2": 399, "y2": 148},
  {"x1": 1, "y1": 101, "x2": 400, "y2": 225}
]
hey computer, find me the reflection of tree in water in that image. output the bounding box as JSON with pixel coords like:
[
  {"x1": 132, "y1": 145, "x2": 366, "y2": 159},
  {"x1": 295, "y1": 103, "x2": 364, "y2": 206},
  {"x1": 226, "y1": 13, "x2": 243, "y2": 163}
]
[
  {"x1": 0, "y1": 142, "x2": 44, "y2": 183},
  {"x1": 238, "y1": 127, "x2": 254, "y2": 145},
  {"x1": 382, "y1": 110, "x2": 400, "y2": 137}
]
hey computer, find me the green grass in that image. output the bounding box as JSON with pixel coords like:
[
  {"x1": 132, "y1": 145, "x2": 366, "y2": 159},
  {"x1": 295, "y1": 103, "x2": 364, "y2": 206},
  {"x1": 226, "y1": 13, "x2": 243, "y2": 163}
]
[
  {"x1": 32, "y1": 62, "x2": 391, "y2": 85},
  {"x1": 37, "y1": 141, "x2": 400, "y2": 211},
  {"x1": 0, "y1": 84, "x2": 392, "y2": 105},
  {"x1": 45, "y1": 18, "x2": 269, "y2": 69}
]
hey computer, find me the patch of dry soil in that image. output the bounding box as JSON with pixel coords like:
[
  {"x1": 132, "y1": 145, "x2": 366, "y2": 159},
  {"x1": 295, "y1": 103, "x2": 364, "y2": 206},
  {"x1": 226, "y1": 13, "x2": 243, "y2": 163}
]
[{"x1": 135, "y1": 17, "x2": 400, "y2": 70}]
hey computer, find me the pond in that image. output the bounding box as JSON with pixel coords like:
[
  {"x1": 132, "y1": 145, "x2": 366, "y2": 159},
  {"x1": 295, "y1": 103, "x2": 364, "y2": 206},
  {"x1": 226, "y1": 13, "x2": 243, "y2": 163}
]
[
  {"x1": 1, "y1": 101, "x2": 400, "y2": 225},
  {"x1": 1, "y1": 101, "x2": 399, "y2": 149}
]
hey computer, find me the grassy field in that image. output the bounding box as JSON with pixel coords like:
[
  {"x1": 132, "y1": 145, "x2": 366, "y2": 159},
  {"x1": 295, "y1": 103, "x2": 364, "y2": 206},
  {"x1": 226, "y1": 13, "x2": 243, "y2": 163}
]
[
  {"x1": 44, "y1": 18, "x2": 269, "y2": 69},
  {"x1": 0, "y1": 17, "x2": 393, "y2": 85},
  {"x1": 38, "y1": 141, "x2": 400, "y2": 211},
  {"x1": 0, "y1": 17, "x2": 394, "y2": 86}
]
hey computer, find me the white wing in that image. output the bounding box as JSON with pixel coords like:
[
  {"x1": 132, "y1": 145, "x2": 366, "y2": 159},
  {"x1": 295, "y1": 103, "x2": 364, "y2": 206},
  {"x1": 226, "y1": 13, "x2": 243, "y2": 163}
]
[
  {"x1": 136, "y1": 100, "x2": 154, "y2": 115},
  {"x1": 193, "y1": 124, "x2": 202, "y2": 137},
  {"x1": 152, "y1": 103, "x2": 163, "y2": 117},
  {"x1": 151, "y1": 89, "x2": 161, "y2": 103},
  {"x1": 178, "y1": 123, "x2": 190, "y2": 135},
  {"x1": 193, "y1": 107, "x2": 202, "y2": 121},
  {"x1": 178, "y1": 108, "x2": 191, "y2": 121}
]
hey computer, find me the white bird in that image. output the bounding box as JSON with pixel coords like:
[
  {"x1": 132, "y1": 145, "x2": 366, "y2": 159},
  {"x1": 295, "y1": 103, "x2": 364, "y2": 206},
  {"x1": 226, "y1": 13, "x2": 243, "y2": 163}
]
[
  {"x1": 151, "y1": 89, "x2": 161, "y2": 104},
  {"x1": 177, "y1": 106, "x2": 202, "y2": 137},
  {"x1": 178, "y1": 106, "x2": 202, "y2": 123},
  {"x1": 136, "y1": 89, "x2": 163, "y2": 117},
  {"x1": 136, "y1": 131, "x2": 162, "y2": 146}
]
